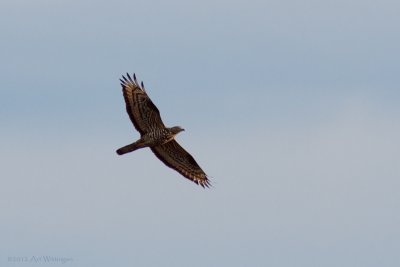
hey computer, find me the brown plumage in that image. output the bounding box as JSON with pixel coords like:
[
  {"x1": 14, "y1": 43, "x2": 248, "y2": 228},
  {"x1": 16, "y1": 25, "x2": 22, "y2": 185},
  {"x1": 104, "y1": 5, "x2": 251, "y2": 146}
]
[{"x1": 116, "y1": 73, "x2": 210, "y2": 188}]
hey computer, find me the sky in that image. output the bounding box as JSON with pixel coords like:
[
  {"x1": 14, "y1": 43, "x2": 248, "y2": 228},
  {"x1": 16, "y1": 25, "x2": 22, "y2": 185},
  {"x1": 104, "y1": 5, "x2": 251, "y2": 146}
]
[{"x1": 1, "y1": 0, "x2": 400, "y2": 266}]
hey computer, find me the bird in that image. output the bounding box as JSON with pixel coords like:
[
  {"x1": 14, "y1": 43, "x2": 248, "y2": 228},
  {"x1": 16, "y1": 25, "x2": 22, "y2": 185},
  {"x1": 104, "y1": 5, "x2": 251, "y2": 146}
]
[{"x1": 116, "y1": 73, "x2": 210, "y2": 188}]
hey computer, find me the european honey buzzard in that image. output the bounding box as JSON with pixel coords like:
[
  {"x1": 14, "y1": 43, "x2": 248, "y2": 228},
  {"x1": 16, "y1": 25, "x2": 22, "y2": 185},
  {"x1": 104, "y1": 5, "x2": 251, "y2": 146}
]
[{"x1": 116, "y1": 73, "x2": 210, "y2": 188}]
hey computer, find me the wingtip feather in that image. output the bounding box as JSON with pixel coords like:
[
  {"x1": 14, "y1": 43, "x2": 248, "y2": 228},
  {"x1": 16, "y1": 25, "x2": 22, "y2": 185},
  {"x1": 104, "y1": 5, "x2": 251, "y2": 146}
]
[
  {"x1": 200, "y1": 179, "x2": 211, "y2": 188},
  {"x1": 126, "y1": 73, "x2": 132, "y2": 82}
]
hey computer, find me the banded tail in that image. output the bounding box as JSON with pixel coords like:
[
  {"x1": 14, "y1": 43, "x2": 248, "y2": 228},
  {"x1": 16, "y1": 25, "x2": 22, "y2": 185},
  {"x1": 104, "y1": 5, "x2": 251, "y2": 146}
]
[{"x1": 116, "y1": 141, "x2": 145, "y2": 155}]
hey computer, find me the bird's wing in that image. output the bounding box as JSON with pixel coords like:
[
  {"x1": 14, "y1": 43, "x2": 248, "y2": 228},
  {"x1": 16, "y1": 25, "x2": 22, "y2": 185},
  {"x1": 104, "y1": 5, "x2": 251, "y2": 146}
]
[
  {"x1": 120, "y1": 73, "x2": 165, "y2": 134},
  {"x1": 151, "y1": 140, "x2": 210, "y2": 188}
]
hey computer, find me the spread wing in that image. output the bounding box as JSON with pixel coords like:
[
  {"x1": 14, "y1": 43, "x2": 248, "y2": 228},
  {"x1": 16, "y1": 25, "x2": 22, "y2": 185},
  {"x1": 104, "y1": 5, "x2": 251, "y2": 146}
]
[
  {"x1": 120, "y1": 73, "x2": 165, "y2": 134},
  {"x1": 151, "y1": 140, "x2": 210, "y2": 188}
]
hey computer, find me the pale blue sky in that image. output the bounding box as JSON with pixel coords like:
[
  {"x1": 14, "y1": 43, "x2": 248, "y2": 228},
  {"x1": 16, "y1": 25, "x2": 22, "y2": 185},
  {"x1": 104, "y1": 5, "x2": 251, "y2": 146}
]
[{"x1": 1, "y1": 0, "x2": 400, "y2": 266}]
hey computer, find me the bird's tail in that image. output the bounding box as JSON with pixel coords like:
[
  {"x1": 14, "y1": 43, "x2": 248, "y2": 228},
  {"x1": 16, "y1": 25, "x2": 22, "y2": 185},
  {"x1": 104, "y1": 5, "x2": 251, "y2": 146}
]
[{"x1": 116, "y1": 142, "x2": 142, "y2": 155}]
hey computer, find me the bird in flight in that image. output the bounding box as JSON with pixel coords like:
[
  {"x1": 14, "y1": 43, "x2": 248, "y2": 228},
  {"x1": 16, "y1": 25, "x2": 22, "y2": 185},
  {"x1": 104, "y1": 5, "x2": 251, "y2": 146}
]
[{"x1": 116, "y1": 73, "x2": 210, "y2": 188}]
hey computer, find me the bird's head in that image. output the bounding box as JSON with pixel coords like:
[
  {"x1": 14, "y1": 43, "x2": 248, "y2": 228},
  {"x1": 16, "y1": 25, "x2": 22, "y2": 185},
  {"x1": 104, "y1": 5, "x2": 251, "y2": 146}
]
[{"x1": 170, "y1": 126, "x2": 185, "y2": 135}]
